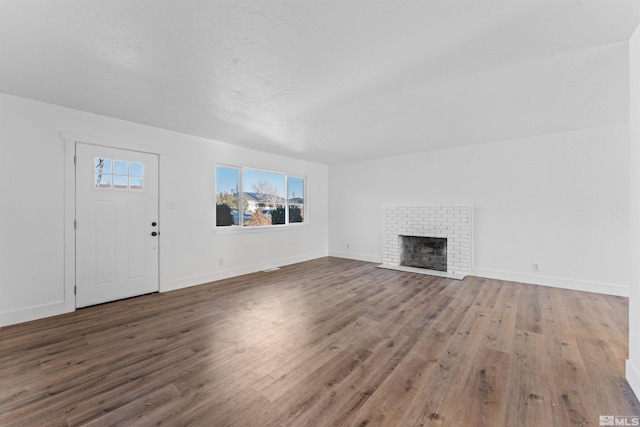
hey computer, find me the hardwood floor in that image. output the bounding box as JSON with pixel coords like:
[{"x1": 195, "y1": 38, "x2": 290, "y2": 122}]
[{"x1": 1, "y1": 257, "x2": 638, "y2": 426}]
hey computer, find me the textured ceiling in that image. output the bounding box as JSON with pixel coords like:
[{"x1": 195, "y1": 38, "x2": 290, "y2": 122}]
[{"x1": 1, "y1": 1, "x2": 639, "y2": 164}]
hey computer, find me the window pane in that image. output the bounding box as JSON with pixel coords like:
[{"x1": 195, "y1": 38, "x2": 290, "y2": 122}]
[
  {"x1": 94, "y1": 159, "x2": 145, "y2": 192},
  {"x1": 130, "y1": 162, "x2": 143, "y2": 177},
  {"x1": 216, "y1": 166, "x2": 240, "y2": 226},
  {"x1": 129, "y1": 177, "x2": 143, "y2": 190},
  {"x1": 113, "y1": 175, "x2": 128, "y2": 189},
  {"x1": 114, "y1": 160, "x2": 128, "y2": 175},
  {"x1": 95, "y1": 158, "x2": 112, "y2": 174},
  {"x1": 95, "y1": 173, "x2": 112, "y2": 189},
  {"x1": 271, "y1": 204, "x2": 286, "y2": 225},
  {"x1": 288, "y1": 176, "x2": 304, "y2": 223},
  {"x1": 243, "y1": 169, "x2": 286, "y2": 226}
]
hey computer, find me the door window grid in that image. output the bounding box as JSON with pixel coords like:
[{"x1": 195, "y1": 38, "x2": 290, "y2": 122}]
[{"x1": 95, "y1": 158, "x2": 144, "y2": 190}]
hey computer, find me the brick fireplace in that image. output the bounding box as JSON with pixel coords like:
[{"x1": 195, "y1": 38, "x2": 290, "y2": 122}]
[{"x1": 380, "y1": 205, "x2": 472, "y2": 279}]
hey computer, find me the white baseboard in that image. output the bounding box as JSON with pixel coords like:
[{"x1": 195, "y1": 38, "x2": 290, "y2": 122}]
[
  {"x1": 0, "y1": 301, "x2": 69, "y2": 328},
  {"x1": 2, "y1": 257, "x2": 627, "y2": 329},
  {"x1": 627, "y1": 359, "x2": 640, "y2": 401},
  {"x1": 326, "y1": 256, "x2": 628, "y2": 297},
  {"x1": 329, "y1": 250, "x2": 383, "y2": 264},
  {"x1": 471, "y1": 268, "x2": 629, "y2": 297},
  {"x1": 162, "y1": 251, "x2": 328, "y2": 292},
  {"x1": 2, "y1": 253, "x2": 329, "y2": 328}
]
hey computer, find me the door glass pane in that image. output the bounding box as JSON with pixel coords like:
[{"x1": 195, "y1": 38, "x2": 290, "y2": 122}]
[
  {"x1": 129, "y1": 177, "x2": 143, "y2": 190},
  {"x1": 95, "y1": 158, "x2": 145, "y2": 192},
  {"x1": 95, "y1": 158, "x2": 112, "y2": 174},
  {"x1": 130, "y1": 162, "x2": 143, "y2": 177},
  {"x1": 95, "y1": 173, "x2": 112, "y2": 189},
  {"x1": 114, "y1": 160, "x2": 128, "y2": 175},
  {"x1": 113, "y1": 175, "x2": 128, "y2": 190}
]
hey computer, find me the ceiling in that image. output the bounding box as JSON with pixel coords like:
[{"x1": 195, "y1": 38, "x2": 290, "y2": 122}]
[{"x1": 1, "y1": 1, "x2": 639, "y2": 164}]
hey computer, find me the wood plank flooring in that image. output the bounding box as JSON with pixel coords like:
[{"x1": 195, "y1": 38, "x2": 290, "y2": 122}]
[{"x1": 1, "y1": 257, "x2": 638, "y2": 426}]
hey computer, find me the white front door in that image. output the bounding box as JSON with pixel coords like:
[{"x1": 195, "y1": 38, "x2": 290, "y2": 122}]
[{"x1": 75, "y1": 143, "x2": 159, "y2": 308}]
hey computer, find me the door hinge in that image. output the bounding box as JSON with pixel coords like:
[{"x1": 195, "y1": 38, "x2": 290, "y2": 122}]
[
  {"x1": 74, "y1": 155, "x2": 76, "y2": 165},
  {"x1": 74, "y1": 285, "x2": 77, "y2": 295},
  {"x1": 74, "y1": 220, "x2": 77, "y2": 229}
]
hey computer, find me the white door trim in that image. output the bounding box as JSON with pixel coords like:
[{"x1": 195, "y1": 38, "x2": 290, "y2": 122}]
[
  {"x1": 61, "y1": 132, "x2": 169, "y2": 155},
  {"x1": 63, "y1": 133, "x2": 165, "y2": 312}
]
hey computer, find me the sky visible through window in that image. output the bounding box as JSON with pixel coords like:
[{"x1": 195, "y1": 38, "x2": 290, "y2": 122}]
[
  {"x1": 216, "y1": 167, "x2": 304, "y2": 200},
  {"x1": 243, "y1": 169, "x2": 285, "y2": 196},
  {"x1": 288, "y1": 177, "x2": 304, "y2": 199},
  {"x1": 216, "y1": 167, "x2": 239, "y2": 195}
]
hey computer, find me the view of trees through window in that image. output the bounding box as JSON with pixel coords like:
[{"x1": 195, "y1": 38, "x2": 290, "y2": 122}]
[{"x1": 216, "y1": 166, "x2": 305, "y2": 227}]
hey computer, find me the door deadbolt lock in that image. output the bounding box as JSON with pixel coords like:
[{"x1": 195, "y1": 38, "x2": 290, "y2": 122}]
[
  {"x1": 151, "y1": 231, "x2": 158, "y2": 236},
  {"x1": 151, "y1": 221, "x2": 157, "y2": 227}
]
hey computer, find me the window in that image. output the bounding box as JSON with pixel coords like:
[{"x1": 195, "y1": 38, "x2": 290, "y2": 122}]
[
  {"x1": 215, "y1": 165, "x2": 306, "y2": 227},
  {"x1": 243, "y1": 169, "x2": 285, "y2": 226},
  {"x1": 95, "y1": 158, "x2": 144, "y2": 191},
  {"x1": 95, "y1": 158, "x2": 113, "y2": 189},
  {"x1": 215, "y1": 167, "x2": 240, "y2": 226},
  {"x1": 288, "y1": 176, "x2": 304, "y2": 223},
  {"x1": 129, "y1": 162, "x2": 144, "y2": 190}
]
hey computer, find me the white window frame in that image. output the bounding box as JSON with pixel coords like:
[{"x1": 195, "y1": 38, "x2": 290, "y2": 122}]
[{"x1": 215, "y1": 164, "x2": 307, "y2": 232}]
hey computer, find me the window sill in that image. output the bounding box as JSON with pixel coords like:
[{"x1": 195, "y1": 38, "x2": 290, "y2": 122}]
[{"x1": 214, "y1": 223, "x2": 310, "y2": 236}]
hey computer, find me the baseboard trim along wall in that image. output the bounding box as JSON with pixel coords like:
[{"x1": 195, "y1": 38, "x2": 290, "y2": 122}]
[
  {"x1": 2, "y1": 254, "x2": 627, "y2": 328},
  {"x1": 162, "y1": 251, "x2": 329, "y2": 293},
  {"x1": 627, "y1": 360, "x2": 640, "y2": 401},
  {"x1": 1, "y1": 252, "x2": 329, "y2": 328},
  {"x1": 328, "y1": 252, "x2": 628, "y2": 297},
  {"x1": 472, "y1": 268, "x2": 629, "y2": 297},
  {"x1": 329, "y1": 251, "x2": 383, "y2": 264},
  {"x1": 1, "y1": 301, "x2": 69, "y2": 328}
]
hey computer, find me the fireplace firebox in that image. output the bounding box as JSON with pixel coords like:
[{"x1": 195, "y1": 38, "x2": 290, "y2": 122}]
[{"x1": 400, "y1": 236, "x2": 447, "y2": 272}]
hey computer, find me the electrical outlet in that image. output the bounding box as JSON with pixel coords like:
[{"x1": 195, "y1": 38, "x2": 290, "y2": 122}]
[
  {"x1": 219, "y1": 258, "x2": 224, "y2": 266},
  {"x1": 531, "y1": 263, "x2": 539, "y2": 272},
  {"x1": 346, "y1": 243, "x2": 350, "y2": 250}
]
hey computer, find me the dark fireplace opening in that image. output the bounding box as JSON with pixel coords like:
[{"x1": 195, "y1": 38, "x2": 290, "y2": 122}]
[{"x1": 400, "y1": 236, "x2": 447, "y2": 272}]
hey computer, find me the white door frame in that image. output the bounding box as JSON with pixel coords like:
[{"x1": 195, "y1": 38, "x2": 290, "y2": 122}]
[{"x1": 63, "y1": 132, "x2": 167, "y2": 313}]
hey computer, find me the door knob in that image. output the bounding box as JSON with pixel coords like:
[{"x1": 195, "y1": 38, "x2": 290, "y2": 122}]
[{"x1": 151, "y1": 231, "x2": 158, "y2": 236}]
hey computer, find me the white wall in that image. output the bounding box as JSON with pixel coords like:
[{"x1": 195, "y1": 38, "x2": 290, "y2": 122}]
[
  {"x1": 0, "y1": 93, "x2": 329, "y2": 326},
  {"x1": 627, "y1": 26, "x2": 640, "y2": 399},
  {"x1": 329, "y1": 123, "x2": 629, "y2": 296}
]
